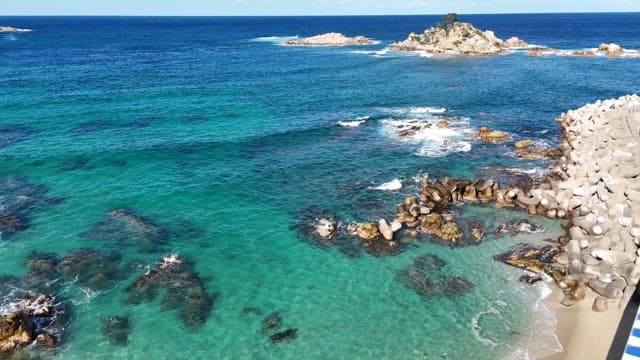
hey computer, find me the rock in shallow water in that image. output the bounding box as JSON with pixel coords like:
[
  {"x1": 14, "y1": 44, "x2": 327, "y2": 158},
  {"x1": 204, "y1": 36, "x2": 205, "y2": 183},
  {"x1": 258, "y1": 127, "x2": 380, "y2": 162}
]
[
  {"x1": 83, "y1": 208, "x2": 169, "y2": 252},
  {"x1": 125, "y1": 254, "x2": 214, "y2": 329},
  {"x1": 494, "y1": 244, "x2": 562, "y2": 275},
  {"x1": 101, "y1": 316, "x2": 132, "y2": 346},
  {"x1": 396, "y1": 254, "x2": 474, "y2": 297},
  {"x1": 58, "y1": 248, "x2": 124, "y2": 290},
  {"x1": 269, "y1": 328, "x2": 298, "y2": 344},
  {"x1": 260, "y1": 312, "x2": 282, "y2": 333}
]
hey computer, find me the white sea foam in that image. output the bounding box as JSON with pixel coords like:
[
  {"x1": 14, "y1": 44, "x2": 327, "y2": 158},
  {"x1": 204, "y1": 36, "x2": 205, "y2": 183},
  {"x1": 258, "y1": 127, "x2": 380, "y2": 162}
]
[
  {"x1": 380, "y1": 115, "x2": 473, "y2": 157},
  {"x1": 371, "y1": 179, "x2": 402, "y2": 191},
  {"x1": 504, "y1": 281, "x2": 563, "y2": 360},
  {"x1": 338, "y1": 116, "x2": 368, "y2": 128},
  {"x1": 251, "y1": 35, "x2": 298, "y2": 45}
]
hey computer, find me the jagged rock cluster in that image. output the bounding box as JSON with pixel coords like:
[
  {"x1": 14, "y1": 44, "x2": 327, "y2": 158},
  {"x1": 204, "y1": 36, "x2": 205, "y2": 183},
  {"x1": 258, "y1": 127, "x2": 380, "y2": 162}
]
[
  {"x1": 285, "y1": 32, "x2": 374, "y2": 47},
  {"x1": 390, "y1": 21, "x2": 528, "y2": 56},
  {"x1": 0, "y1": 294, "x2": 64, "y2": 355},
  {"x1": 303, "y1": 172, "x2": 558, "y2": 258},
  {"x1": 528, "y1": 43, "x2": 638, "y2": 57}
]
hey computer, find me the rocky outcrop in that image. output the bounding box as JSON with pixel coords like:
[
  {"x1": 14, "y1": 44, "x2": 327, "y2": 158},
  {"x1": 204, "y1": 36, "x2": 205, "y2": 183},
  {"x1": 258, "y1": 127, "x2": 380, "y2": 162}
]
[
  {"x1": 0, "y1": 294, "x2": 64, "y2": 354},
  {"x1": 125, "y1": 254, "x2": 214, "y2": 329},
  {"x1": 529, "y1": 43, "x2": 636, "y2": 58},
  {"x1": 0, "y1": 27, "x2": 20, "y2": 32},
  {"x1": 598, "y1": 43, "x2": 624, "y2": 57},
  {"x1": 470, "y1": 126, "x2": 510, "y2": 143},
  {"x1": 390, "y1": 21, "x2": 527, "y2": 56},
  {"x1": 527, "y1": 47, "x2": 560, "y2": 57},
  {"x1": 285, "y1": 33, "x2": 373, "y2": 47}
]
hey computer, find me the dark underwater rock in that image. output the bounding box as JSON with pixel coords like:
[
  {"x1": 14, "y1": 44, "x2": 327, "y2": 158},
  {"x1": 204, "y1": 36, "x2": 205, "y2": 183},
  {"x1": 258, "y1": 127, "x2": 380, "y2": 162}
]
[
  {"x1": 101, "y1": 316, "x2": 131, "y2": 346},
  {"x1": 58, "y1": 156, "x2": 94, "y2": 172},
  {"x1": 260, "y1": 312, "x2": 282, "y2": 333},
  {"x1": 58, "y1": 249, "x2": 124, "y2": 290},
  {"x1": 396, "y1": 254, "x2": 474, "y2": 297},
  {"x1": 0, "y1": 212, "x2": 28, "y2": 240},
  {"x1": 83, "y1": 208, "x2": 169, "y2": 252},
  {"x1": 269, "y1": 328, "x2": 298, "y2": 344},
  {"x1": 71, "y1": 120, "x2": 115, "y2": 135},
  {"x1": 125, "y1": 254, "x2": 213, "y2": 329},
  {"x1": 0, "y1": 125, "x2": 32, "y2": 149},
  {"x1": 0, "y1": 178, "x2": 61, "y2": 241}
]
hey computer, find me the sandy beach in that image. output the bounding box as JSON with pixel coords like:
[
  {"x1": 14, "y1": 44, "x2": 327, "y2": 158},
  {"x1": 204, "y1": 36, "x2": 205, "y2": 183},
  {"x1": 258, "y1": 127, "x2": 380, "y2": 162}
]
[{"x1": 544, "y1": 287, "x2": 624, "y2": 359}]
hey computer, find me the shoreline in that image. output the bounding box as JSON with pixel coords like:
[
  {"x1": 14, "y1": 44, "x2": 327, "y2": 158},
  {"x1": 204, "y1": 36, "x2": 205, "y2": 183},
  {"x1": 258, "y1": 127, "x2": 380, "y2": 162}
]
[{"x1": 542, "y1": 286, "x2": 623, "y2": 359}]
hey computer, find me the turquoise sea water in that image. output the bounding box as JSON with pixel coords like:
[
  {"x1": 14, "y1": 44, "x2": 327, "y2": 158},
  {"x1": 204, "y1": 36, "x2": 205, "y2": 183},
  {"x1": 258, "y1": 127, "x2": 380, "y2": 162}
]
[{"x1": 1, "y1": 14, "x2": 640, "y2": 359}]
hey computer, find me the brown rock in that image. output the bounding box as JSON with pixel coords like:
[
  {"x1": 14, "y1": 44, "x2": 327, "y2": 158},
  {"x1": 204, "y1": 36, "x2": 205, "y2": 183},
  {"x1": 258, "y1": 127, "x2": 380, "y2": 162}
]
[
  {"x1": 515, "y1": 140, "x2": 534, "y2": 149},
  {"x1": 355, "y1": 223, "x2": 380, "y2": 240},
  {"x1": 471, "y1": 228, "x2": 485, "y2": 242},
  {"x1": 441, "y1": 222, "x2": 463, "y2": 244},
  {"x1": 418, "y1": 214, "x2": 442, "y2": 237},
  {"x1": 436, "y1": 120, "x2": 449, "y2": 128},
  {"x1": 0, "y1": 311, "x2": 34, "y2": 353}
]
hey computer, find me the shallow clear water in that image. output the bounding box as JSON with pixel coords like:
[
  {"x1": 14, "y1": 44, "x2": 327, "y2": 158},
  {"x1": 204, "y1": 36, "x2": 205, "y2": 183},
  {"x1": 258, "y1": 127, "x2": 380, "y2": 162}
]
[{"x1": 1, "y1": 13, "x2": 640, "y2": 359}]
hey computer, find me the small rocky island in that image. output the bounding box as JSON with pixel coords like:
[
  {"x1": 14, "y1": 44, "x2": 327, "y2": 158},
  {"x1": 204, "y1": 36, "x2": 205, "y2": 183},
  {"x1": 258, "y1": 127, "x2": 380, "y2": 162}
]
[
  {"x1": 390, "y1": 13, "x2": 528, "y2": 56},
  {"x1": 285, "y1": 32, "x2": 374, "y2": 47}
]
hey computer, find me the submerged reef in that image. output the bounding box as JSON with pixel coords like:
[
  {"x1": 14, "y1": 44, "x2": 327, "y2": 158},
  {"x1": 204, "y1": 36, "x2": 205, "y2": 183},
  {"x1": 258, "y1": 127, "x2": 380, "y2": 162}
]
[
  {"x1": 101, "y1": 316, "x2": 132, "y2": 346},
  {"x1": 125, "y1": 254, "x2": 214, "y2": 329},
  {"x1": 83, "y1": 208, "x2": 169, "y2": 252},
  {"x1": 396, "y1": 254, "x2": 474, "y2": 297},
  {"x1": 0, "y1": 178, "x2": 62, "y2": 240}
]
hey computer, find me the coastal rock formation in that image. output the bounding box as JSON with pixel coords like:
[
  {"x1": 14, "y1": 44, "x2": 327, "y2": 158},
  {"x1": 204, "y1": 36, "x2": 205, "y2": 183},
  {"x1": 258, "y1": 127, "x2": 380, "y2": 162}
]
[
  {"x1": 597, "y1": 43, "x2": 624, "y2": 57},
  {"x1": 471, "y1": 127, "x2": 510, "y2": 143},
  {"x1": 83, "y1": 208, "x2": 169, "y2": 252},
  {"x1": 495, "y1": 244, "x2": 562, "y2": 275},
  {"x1": 125, "y1": 254, "x2": 214, "y2": 329},
  {"x1": 527, "y1": 47, "x2": 560, "y2": 57},
  {"x1": 390, "y1": 17, "x2": 527, "y2": 56},
  {"x1": 396, "y1": 254, "x2": 474, "y2": 297},
  {"x1": 528, "y1": 43, "x2": 636, "y2": 58},
  {"x1": 285, "y1": 33, "x2": 373, "y2": 47},
  {"x1": 0, "y1": 294, "x2": 65, "y2": 354}
]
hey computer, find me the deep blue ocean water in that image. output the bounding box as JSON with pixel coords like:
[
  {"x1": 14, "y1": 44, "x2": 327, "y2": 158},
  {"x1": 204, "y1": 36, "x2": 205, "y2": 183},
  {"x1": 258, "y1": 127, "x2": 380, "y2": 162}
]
[{"x1": 0, "y1": 13, "x2": 639, "y2": 359}]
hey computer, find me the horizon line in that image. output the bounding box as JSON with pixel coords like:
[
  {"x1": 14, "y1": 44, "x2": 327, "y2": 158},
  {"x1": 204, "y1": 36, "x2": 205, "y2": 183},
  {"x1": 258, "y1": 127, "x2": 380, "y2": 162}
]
[{"x1": 1, "y1": 11, "x2": 640, "y2": 17}]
